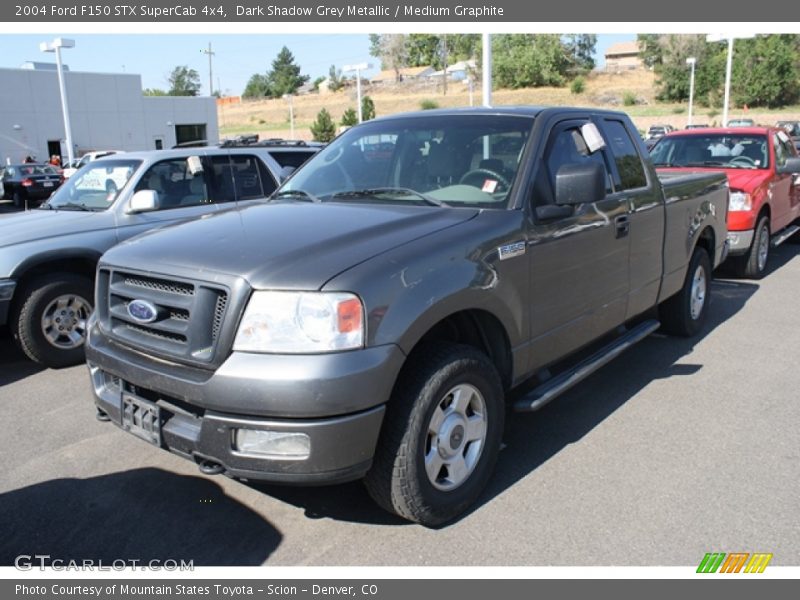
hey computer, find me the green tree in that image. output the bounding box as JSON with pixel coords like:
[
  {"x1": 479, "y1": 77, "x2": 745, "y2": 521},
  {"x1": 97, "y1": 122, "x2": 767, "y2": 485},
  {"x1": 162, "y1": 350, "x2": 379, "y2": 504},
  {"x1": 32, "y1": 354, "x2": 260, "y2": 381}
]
[
  {"x1": 167, "y1": 66, "x2": 201, "y2": 96},
  {"x1": 267, "y1": 46, "x2": 309, "y2": 98},
  {"x1": 405, "y1": 34, "x2": 442, "y2": 68},
  {"x1": 493, "y1": 34, "x2": 571, "y2": 89},
  {"x1": 327, "y1": 65, "x2": 345, "y2": 92},
  {"x1": 143, "y1": 88, "x2": 167, "y2": 96},
  {"x1": 732, "y1": 35, "x2": 800, "y2": 107},
  {"x1": 341, "y1": 108, "x2": 358, "y2": 127},
  {"x1": 361, "y1": 96, "x2": 376, "y2": 121},
  {"x1": 312, "y1": 76, "x2": 326, "y2": 92},
  {"x1": 242, "y1": 73, "x2": 270, "y2": 98},
  {"x1": 369, "y1": 34, "x2": 408, "y2": 80},
  {"x1": 310, "y1": 108, "x2": 336, "y2": 142},
  {"x1": 565, "y1": 34, "x2": 597, "y2": 71}
]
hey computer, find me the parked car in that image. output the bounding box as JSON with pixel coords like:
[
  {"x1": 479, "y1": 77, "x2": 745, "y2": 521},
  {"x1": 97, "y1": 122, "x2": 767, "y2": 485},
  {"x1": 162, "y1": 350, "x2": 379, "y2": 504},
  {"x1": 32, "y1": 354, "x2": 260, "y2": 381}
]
[
  {"x1": 727, "y1": 118, "x2": 755, "y2": 127},
  {"x1": 0, "y1": 163, "x2": 63, "y2": 208},
  {"x1": 0, "y1": 140, "x2": 321, "y2": 368},
  {"x1": 646, "y1": 124, "x2": 674, "y2": 139},
  {"x1": 86, "y1": 107, "x2": 728, "y2": 526},
  {"x1": 62, "y1": 150, "x2": 122, "y2": 179},
  {"x1": 776, "y1": 121, "x2": 800, "y2": 138},
  {"x1": 686, "y1": 124, "x2": 709, "y2": 129},
  {"x1": 652, "y1": 127, "x2": 800, "y2": 278}
]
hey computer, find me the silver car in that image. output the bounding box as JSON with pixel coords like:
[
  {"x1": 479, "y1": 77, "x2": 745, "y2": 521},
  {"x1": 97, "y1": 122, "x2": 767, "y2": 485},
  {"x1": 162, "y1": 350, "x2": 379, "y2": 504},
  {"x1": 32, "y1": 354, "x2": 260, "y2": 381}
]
[{"x1": 0, "y1": 141, "x2": 321, "y2": 368}]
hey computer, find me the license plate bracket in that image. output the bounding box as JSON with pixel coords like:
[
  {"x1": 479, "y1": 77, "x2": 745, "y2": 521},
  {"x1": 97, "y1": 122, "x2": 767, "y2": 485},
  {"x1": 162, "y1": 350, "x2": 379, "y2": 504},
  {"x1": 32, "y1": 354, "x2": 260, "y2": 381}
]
[{"x1": 122, "y1": 394, "x2": 161, "y2": 446}]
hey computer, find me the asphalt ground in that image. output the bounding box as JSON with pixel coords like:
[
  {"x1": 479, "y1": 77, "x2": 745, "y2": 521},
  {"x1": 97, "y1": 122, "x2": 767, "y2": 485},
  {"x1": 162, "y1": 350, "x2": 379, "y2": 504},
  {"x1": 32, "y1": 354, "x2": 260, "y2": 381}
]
[{"x1": 0, "y1": 243, "x2": 798, "y2": 566}]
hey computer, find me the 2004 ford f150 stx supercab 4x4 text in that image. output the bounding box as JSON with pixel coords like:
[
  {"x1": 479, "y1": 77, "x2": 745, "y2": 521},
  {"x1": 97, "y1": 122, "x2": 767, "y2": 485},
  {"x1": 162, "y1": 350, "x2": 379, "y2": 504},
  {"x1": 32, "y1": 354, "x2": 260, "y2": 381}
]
[{"x1": 86, "y1": 108, "x2": 729, "y2": 526}]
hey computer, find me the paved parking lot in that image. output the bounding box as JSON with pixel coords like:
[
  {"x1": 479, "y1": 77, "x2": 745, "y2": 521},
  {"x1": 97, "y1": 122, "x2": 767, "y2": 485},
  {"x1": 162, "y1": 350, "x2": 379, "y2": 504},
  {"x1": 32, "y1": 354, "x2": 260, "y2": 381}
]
[{"x1": 1, "y1": 244, "x2": 798, "y2": 567}]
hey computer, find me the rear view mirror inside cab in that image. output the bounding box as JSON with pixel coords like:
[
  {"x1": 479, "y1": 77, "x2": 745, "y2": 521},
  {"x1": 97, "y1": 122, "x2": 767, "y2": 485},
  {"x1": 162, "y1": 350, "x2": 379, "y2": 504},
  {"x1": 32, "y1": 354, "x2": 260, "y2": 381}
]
[
  {"x1": 581, "y1": 123, "x2": 606, "y2": 154},
  {"x1": 187, "y1": 156, "x2": 204, "y2": 175}
]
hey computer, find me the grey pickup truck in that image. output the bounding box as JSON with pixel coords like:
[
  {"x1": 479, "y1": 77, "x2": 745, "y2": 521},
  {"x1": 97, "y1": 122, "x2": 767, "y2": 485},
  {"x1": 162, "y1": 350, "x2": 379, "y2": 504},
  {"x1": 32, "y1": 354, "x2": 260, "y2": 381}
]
[
  {"x1": 86, "y1": 107, "x2": 728, "y2": 526},
  {"x1": 0, "y1": 140, "x2": 320, "y2": 368}
]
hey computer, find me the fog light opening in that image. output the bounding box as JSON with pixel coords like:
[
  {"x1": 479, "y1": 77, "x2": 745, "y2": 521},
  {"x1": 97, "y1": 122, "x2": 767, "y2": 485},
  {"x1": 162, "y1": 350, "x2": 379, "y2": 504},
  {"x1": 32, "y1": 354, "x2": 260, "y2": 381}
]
[{"x1": 234, "y1": 429, "x2": 311, "y2": 459}]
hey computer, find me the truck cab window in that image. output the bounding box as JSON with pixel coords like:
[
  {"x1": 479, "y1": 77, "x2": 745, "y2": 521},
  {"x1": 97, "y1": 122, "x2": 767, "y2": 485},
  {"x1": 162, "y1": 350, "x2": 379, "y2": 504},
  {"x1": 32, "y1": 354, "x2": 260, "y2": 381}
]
[{"x1": 602, "y1": 120, "x2": 647, "y2": 190}]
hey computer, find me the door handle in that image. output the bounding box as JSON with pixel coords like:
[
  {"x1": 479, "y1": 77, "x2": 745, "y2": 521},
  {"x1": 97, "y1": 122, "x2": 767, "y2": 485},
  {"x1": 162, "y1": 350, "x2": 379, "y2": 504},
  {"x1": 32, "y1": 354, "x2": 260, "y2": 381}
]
[{"x1": 615, "y1": 215, "x2": 630, "y2": 238}]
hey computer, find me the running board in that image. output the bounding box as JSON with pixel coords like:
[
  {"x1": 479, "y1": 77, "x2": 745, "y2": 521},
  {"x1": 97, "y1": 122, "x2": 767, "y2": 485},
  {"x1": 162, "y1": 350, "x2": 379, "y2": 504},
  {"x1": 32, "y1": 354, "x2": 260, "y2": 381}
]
[
  {"x1": 513, "y1": 319, "x2": 661, "y2": 412},
  {"x1": 771, "y1": 224, "x2": 800, "y2": 247}
]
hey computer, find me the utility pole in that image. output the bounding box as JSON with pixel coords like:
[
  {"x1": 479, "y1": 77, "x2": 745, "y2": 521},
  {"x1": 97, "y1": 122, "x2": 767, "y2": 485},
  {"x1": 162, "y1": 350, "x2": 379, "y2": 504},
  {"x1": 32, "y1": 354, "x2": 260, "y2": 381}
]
[
  {"x1": 202, "y1": 42, "x2": 215, "y2": 96},
  {"x1": 442, "y1": 34, "x2": 448, "y2": 96}
]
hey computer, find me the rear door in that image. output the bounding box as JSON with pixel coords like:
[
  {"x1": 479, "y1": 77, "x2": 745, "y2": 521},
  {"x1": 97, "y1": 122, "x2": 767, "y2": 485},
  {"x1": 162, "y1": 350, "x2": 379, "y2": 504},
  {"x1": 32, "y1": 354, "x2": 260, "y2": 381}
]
[
  {"x1": 526, "y1": 117, "x2": 631, "y2": 371},
  {"x1": 598, "y1": 117, "x2": 665, "y2": 319}
]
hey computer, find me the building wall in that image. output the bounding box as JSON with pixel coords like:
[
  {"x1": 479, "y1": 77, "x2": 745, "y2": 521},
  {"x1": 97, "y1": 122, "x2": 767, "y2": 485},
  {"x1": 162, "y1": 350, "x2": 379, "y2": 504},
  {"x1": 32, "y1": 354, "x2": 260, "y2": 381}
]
[
  {"x1": 0, "y1": 67, "x2": 218, "y2": 164},
  {"x1": 605, "y1": 55, "x2": 643, "y2": 71}
]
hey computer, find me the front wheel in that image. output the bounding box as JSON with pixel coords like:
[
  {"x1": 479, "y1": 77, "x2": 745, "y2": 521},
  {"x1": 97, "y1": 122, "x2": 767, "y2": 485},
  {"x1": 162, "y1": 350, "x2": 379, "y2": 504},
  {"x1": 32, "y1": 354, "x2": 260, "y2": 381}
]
[
  {"x1": 735, "y1": 216, "x2": 770, "y2": 279},
  {"x1": 11, "y1": 273, "x2": 94, "y2": 368},
  {"x1": 660, "y1": 246, "x2": 711, "y2": 337},
  {"x1": 365, "y1": 343, "x2": 505, "y2": 527}
]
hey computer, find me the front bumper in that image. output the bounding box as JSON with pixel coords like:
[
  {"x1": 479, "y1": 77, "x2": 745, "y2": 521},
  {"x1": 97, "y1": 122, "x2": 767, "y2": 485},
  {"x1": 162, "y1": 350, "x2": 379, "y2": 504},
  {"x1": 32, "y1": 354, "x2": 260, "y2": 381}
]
[
  {"x1": 726, "y1": 229, "x2": 754, "y2": 256},
  {"x1": 0, "y1": 279, "x2": 16, "y2": 326},
  {"x1": 86, "y1": 321, "x2": 406, "y2": 483}
]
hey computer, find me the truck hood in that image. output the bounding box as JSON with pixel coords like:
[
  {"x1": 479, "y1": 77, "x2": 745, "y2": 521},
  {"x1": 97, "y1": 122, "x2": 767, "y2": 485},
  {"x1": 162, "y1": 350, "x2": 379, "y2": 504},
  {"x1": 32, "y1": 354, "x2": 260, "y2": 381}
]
[
  {"x1": 0, "y1": 209, "x2": 114, "y2": 249},
  {"x1": 104, "y1": 201, "x2": 480, "y2": 290},
  {"x1": 657, "y1": 166, "x2": 773, "y2": 192}
]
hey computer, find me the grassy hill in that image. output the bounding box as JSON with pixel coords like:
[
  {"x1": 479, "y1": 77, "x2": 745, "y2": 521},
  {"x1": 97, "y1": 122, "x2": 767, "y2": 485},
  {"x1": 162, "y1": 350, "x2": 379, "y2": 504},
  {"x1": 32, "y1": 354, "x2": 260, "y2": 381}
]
[{"x1": 219, "y1": 69, "x2": 800, "y2": 140}]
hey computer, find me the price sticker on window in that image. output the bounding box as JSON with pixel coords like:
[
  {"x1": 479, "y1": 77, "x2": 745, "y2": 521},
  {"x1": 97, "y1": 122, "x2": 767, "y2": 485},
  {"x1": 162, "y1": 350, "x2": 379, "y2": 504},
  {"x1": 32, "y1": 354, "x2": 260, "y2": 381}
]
[{"x1": 482, "y1": 179, "x2": 498, "y2": 193}]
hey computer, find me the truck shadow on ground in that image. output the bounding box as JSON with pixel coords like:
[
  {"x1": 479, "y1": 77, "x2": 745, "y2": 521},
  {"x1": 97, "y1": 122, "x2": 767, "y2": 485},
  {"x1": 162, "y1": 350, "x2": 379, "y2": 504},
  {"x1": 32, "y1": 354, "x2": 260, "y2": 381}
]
[
  {"x1": 247, "y1": 251, "x2": 788, "y2": 527},
  {"x1": 0, "y1": 333, "x2": 44, "y2": 386},
  {"x1": 0, "y1": 468, "x2": 281, "y2": 565}
]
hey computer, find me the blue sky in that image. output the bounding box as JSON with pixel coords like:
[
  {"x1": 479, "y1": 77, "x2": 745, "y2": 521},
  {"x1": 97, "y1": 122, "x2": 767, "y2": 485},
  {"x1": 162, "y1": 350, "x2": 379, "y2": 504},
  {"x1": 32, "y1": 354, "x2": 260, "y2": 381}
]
[{"x1": 0, "y1": 34, "x2": 636, "y2": 96}]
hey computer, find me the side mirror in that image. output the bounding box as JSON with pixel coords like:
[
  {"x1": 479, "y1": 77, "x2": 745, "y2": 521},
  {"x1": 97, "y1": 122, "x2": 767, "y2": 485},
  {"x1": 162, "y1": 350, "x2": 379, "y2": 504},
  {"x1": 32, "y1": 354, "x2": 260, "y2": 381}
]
[
  {"x1": 278, "y1": 165, "x2": 296, "y2": 182},
  {"x1": 777, "y1": 157, "x2": 800, "y2": 175},
  {"x1": 127, "y1": 189, "x2": 160, "y2": 213},
  {"x1": 555, "y1": 162, "x2": 606, "y2": 206}
]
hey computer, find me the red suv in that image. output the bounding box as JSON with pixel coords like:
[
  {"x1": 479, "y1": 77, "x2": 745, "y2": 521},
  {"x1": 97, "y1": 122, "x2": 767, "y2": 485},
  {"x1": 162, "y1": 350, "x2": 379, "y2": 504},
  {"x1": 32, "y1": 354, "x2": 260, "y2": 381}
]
[{"x1": 651, "y1": 127, "x2": 800, "y2": 277}]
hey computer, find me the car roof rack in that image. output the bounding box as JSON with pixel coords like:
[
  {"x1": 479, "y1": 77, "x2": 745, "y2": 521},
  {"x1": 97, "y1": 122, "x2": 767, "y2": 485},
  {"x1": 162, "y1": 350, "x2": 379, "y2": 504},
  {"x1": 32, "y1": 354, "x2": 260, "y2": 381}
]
[{"x1": 218, "y1": 134, "x2": 322, "y2": 148}]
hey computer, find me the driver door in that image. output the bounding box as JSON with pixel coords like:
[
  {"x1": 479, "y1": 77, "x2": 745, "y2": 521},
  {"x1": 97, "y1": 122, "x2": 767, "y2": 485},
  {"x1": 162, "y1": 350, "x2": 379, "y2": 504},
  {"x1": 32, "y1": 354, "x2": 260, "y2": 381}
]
[{"x1": 525, "y1": 118, "x2": 631, "y2": 372}]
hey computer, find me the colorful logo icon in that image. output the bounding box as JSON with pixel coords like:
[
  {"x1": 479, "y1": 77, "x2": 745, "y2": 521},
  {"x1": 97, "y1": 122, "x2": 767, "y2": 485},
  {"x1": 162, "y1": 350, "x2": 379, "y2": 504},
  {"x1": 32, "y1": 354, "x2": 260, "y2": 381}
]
[{"x1": 697, "y1": 552, "x2": 773, "y2": 573}]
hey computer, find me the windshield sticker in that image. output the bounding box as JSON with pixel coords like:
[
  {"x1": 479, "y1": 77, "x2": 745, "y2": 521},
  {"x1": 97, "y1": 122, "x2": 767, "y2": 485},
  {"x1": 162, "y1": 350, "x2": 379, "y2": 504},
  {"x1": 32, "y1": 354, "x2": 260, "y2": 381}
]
[{"x1": 482, "y1": 179, "x2": 498, "y2": 193}]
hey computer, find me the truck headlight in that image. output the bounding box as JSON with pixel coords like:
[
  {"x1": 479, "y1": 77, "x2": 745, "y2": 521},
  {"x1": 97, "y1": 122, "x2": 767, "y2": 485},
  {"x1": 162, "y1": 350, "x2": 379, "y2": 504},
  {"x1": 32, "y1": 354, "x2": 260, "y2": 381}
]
[
  {"x1": 729, "y1": 191, "x2": 752, "y2": 212},
  {"x1": 233, "y1": 291, "x2": 364, "y2": 353}
]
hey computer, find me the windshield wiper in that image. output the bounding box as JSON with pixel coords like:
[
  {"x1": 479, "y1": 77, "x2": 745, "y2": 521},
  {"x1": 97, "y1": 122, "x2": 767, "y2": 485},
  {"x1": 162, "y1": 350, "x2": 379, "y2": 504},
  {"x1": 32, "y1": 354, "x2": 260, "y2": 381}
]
[
  {"x1": 52, "y1": 202, "x2": 93, "y2": 211},
  {"x1": 331, "y1": 187, "x2": 443, "y2": 207},
  {"x1": 271, "y1": 189, "x2": 322, "y2": 203}
]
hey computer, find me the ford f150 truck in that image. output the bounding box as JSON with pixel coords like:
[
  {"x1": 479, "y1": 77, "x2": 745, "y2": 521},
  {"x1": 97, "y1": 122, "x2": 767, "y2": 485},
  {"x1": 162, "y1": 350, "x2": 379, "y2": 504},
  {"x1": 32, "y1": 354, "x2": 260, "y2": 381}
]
[
  {"x1": 86, "y1": 108, "x2": 728, "y2": 526},
  {"x1": 0, "y1": 140, "x2": 320, "y2": 368},
  {"x1": 651, "y1": 127, "x2": 800, "y2": 278}
]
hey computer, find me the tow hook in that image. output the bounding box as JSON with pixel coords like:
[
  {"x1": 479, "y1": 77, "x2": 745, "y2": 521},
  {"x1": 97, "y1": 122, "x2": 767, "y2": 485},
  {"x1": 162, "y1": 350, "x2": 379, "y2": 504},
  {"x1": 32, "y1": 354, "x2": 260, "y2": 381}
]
[{"x1": 198, "y1": 460, "x2": 224, "y2": 475}]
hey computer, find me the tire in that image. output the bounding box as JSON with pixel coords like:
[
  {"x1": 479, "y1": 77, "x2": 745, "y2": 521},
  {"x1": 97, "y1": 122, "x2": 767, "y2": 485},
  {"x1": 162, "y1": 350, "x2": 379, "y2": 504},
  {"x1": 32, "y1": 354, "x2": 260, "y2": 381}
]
[
  {"x1": 660, "y1": 246, "x2": 711, "y2": 337},
  {"x1": 735, "y1": 216, "x2": 770, "y2": 279},
  {"x1": 364, "y1": 342, "x2": 505, "y2": 527},
  {"x1": 11, "y1": 273, "x2": 94, "y2": 368},
  {"x1": 12, "y1": 190, "x2": 23, "y2": 208}
]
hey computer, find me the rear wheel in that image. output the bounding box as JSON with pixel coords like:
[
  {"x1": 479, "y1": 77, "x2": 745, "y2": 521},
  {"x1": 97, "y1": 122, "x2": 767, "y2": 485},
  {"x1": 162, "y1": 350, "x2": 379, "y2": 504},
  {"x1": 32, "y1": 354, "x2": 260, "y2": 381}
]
[
  {"x1": 11, "y1": 273, "x2": 94, "y2": 368},
  {"x1": 365, "y1": 343, "x2": 505, "y2": 527},
  {"x1": 735, "y1": 216, "x2": 770, "y2": 279},
  {"x1": 660, "y1": 246, "x2": 711, "y2": 337},
  {"x1": 12, "y1": 190, "x2": 24, "y2": 208}
]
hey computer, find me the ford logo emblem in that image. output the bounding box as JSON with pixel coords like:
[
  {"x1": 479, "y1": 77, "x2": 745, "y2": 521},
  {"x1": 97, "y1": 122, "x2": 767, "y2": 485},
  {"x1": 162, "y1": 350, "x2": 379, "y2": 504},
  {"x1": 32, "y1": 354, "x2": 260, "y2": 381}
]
[{"x1": 127, "y1": 299, "x2": 159, "y2": 324}]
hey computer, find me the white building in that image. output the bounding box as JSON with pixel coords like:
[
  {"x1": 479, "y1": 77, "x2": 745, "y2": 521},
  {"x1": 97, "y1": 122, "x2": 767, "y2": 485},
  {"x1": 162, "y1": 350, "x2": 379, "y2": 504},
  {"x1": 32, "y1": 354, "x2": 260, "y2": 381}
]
[{"x1": 0, "y1": 66, "x2": 218, "y2": 164}]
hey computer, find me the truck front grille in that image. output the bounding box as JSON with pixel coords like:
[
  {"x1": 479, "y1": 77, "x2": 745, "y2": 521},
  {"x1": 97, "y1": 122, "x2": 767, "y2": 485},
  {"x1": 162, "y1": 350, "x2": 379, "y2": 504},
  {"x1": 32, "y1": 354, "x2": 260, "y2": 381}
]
[{"x1": 96, "y1": 268, "x2": 232, "y2": 366}]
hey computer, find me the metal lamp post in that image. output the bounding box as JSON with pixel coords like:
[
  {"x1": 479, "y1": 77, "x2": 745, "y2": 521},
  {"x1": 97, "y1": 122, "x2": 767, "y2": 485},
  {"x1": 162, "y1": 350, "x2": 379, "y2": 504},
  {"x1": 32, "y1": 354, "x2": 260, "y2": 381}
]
[
  {"x1": 40, "y1": 37, "x2": 76, "y2": 166},
  {"x1": 706, "y1": 34, "x2": 755, "y2": 127},
  {"x1": 343, "y1": 62, "x2": 372, "y2": 123},
  {"x1": 282, "y1": 94, "x2": 295, "y2": 140},
  {"x1": 686, "y1": 57, "x2": 696, "y2": 127}
]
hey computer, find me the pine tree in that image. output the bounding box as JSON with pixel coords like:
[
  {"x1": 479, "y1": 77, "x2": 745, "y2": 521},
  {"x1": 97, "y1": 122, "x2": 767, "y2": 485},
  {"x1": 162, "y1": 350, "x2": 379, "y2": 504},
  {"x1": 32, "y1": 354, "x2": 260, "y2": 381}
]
[
  {"x1": 311, "y1": 108, "x2": 336, "y2": 142},
  {"x1": 267, "y1": 46, "x2": 309, "y2": 98},
  {"x1": 361, "y1": 96, "x2": 376, "y2": 121},
  {"x1": 341, "y1": 108, "x2": 358, "y2": 127}
]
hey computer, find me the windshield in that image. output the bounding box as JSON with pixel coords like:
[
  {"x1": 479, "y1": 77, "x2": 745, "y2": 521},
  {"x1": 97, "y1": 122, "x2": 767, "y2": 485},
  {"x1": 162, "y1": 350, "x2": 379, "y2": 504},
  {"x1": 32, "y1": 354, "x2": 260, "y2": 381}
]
[
  {"x1": 45, "y1": 159, "x2": 142, "y2": 211},
  {"x1": 280, "y1": 114, "x2": 534, "y2": 208},
  {"x1": 651, "y1": 134, "x2": 769, "y2": 169}
]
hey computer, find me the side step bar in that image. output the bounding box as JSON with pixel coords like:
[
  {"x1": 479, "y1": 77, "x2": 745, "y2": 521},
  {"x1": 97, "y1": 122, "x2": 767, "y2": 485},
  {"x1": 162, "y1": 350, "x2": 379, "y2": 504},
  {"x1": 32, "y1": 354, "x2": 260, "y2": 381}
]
[
  {"x1": 513, "y1": 319, "x2": 660, "y2": 412},
  {"x1": 771, "y1": 224, "x2": 800, "y2": 248}
]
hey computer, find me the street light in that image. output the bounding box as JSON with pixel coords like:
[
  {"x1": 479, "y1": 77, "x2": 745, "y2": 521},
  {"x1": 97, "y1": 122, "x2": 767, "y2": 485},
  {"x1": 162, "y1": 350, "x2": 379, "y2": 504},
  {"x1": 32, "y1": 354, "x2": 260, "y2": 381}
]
[
  {"x1": 40, "y1": 37, "x2": 76, "y2": 166},
  {"x1": 282, "y1": 93, "x2": 294, "y2": 140},
  {"x1": 686, "y1": 57, "x2": 697, "y2": 127},
  {"x1": 343, "y1": 62, "x2": 372, "y2": 123},
  {"x1": 706, "y1": 33, "x2": 755, "y2": 127}
]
